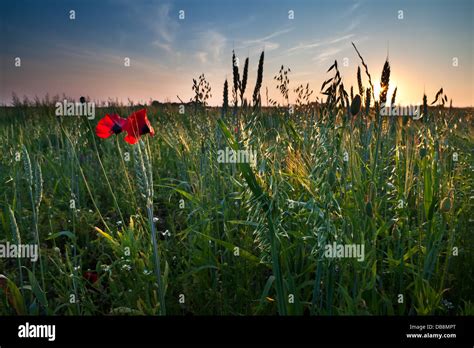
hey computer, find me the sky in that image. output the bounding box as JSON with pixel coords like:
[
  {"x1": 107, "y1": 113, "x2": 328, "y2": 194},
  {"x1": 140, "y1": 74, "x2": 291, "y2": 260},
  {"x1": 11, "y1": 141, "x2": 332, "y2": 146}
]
[{"x1": 1, "y1": 0, "x2": 473, "y2": 106}]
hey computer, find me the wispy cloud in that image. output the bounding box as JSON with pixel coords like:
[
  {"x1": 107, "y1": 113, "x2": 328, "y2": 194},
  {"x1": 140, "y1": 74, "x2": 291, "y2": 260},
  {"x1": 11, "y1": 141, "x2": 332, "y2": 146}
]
[
  {"x1": 344, "y1": 18, "x2": 361, "y2": 33},
  {"x1": 348, "y1": 2, "x2": 361, "y2": 14},
  {"x1": 193, "y1": 30, "x2": 227, "y2": 64},
  {"x1": 328, "y1": 33, "x2": 355, "y2": 45},
  {"x1": 313, "y1": 47, "x2": 344, "y2": 63},
  {"x1": 152, "y1": 40, "x2": 173, "y2": 53},
  {"x1": 235, "y1": 27, "x2": 293, "y2": 52},
  {"x1": 288, "y1": 33, "x2": 355, "y2": 53},
  {"x1": 152, "y1": 3, "x2": 179, "y2": 44},
  {"x1": 339, "y1": 1, "x2": 362, "y2": 18},
  {"x1": 241, "y1": 28, "x2": 293, "y2": 46}
]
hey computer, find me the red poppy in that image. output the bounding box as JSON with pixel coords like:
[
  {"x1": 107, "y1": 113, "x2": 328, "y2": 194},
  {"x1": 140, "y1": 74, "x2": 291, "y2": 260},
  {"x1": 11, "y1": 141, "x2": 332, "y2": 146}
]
[
  {"x1": 96, "y1": 114, "x2": 127, "y2": 139},
  {"x1": 83, "y1": 271, "x2": 98, "y2": 284},
  {"x1": 123, "y1": 109, "x2": 155, "y2": 144}
]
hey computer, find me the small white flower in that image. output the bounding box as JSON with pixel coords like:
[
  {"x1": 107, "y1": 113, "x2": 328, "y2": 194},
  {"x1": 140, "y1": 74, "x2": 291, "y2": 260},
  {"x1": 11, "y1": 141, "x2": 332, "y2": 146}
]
[
  {"x1": 153, "y1": 217, "x2": 159, "y2": 223},
  {"x1": 121, "y1": 264, "x2": 132, "y2": 271}
]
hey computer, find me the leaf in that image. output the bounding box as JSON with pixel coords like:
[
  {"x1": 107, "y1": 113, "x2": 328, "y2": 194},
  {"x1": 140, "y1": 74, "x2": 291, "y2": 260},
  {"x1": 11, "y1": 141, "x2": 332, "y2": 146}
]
[
  {"x1": 46, "y1": 230, "x2": 76, "y2": 241},
  {"x1": 217, "y1": 119, "x2": 268, "y2": 207},
  {"x1": 26, "y1": 269, "x2": 48, "y2": 308},
  {"x1": 177, "y1": 265, "x2": 219, "y2": 280},
  {"x1": 156, "y1": 185, "x2": 198, "y2": 204},
  {"x1": 94, "y1": 227, "x2": 118, "y2": 246},
  {"x1": 327, "y1": 60, "x2": 337, "y2": 73},
  {"x1": 431, "y1": 88, "x2": 443, "y2": 105},
  {"x1": 226, "y1": 220, "x2": 259, "y2": 227},
  {"x1": 0, "y1": 275, "x2": 27, "y2": 315},
  {"x1": 320, "y1": 77, "x2": 333, "y2": 91},
  {"x1": 423, "y1": 163, "x2": 433, "y2": 219},
  {"x1": 197, "y1": 232, "x2": 263, "y2": 265},
  {"x1": 255, "y1": 275, "x2": 275, "y2": 313}
]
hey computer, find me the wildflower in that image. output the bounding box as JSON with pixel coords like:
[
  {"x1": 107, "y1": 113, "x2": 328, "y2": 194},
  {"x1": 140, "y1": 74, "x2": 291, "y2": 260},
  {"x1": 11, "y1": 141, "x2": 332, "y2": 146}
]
[
  {"x1": 96, "y1": 113, "x2": 128, "y2": 139},
  {"x1": 123, "y1": 109, "x2": 155, "y2": 144},
  {"x1": 83, "y1": 271, "x2": 98, "y2": 284},
  {"x1": 160, "y1": 229, "x2": 171, "y2": 240},
  {"x1": 100, "y1": 264, "x2": 111, "y2": 272},
  {"x1": 121, "y1": 264, "x2": 132, "y2": 271},
  {"x1": 441, "y1": 298, "x2": 454, "y2": 310}
]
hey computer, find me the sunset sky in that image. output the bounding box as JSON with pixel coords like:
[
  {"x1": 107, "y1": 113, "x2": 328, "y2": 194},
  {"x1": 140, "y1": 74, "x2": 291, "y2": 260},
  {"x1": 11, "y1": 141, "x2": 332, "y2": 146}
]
[{"x1": 1, "y1": 0, "x2": 473, "y2": 106}]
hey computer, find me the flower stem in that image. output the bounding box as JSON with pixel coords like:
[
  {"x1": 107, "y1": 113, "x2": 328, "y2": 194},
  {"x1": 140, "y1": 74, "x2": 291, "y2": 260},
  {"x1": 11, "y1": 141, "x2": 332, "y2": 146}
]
[{"x1": 146, "y1": 201, "x2": 166, "y2": 315}]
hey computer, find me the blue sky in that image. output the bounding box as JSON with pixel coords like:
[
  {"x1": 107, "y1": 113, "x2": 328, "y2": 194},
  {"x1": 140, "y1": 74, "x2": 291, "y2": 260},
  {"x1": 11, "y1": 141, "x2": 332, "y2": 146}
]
[{"x1": 1, "y1": 0, "x2": 473, "y2": 106}]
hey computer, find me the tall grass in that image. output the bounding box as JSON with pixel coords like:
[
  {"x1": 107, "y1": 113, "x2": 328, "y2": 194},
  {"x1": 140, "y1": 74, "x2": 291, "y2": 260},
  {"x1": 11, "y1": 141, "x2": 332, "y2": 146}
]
[{"x1": 0, "y1": 49, "x2": 472, "y2": 316}]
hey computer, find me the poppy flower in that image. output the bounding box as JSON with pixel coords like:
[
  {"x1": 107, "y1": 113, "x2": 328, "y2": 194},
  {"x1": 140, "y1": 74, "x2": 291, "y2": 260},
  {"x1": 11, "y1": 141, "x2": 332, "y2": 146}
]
[
  {"x1": 83, "y1": 271, "x2": 98, "y2": 284},
  {"x1": 96, "y1": 114, "x2": 127, "y2": 139},
  {"x1": 123, "y1": 109, "x2": 155, "y2": 145}
]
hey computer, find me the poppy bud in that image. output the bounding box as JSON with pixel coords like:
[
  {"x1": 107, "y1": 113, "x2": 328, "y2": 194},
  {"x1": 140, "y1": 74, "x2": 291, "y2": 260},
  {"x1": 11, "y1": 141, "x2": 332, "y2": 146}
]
[{"x1": 351, "y1": 95, "x2": 361, "y2": 116}]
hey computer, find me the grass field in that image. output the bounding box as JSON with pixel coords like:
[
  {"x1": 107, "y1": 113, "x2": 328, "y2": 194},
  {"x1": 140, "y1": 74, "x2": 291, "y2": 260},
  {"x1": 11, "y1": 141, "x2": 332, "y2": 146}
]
[{"x1": 0, "y1": 50, "x2": 473, "y2": 316}]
